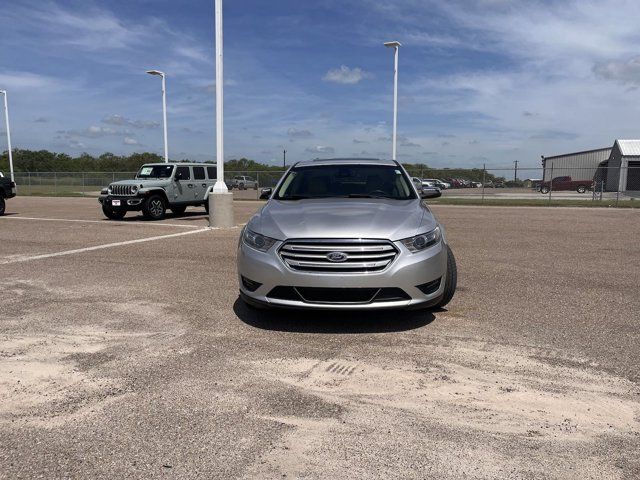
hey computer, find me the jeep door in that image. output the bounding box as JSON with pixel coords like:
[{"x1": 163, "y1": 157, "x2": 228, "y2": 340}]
[
  {"x1": 174, "y1": 166, "x2": 193, "y2": 203},
  {"x1": 192, "y1": 166, "x2": 207, "y2": 202}
]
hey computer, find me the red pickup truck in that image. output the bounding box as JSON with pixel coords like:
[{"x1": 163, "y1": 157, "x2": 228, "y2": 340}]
[{"x1": 539, "y1": 176, "x2": 592, "y2": 194}]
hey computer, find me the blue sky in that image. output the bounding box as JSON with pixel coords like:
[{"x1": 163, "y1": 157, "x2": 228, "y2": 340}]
[{"x1": 2, "y1": 0, "x2": 640, "y2": 168}]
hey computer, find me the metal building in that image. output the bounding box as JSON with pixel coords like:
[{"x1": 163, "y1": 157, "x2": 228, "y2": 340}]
[
  {"x1": 596, "y1": 140, "x2": 640, "y2": 193},
  {"x1": 541, "y1": 147, "x2": 612, "y2": 183}
]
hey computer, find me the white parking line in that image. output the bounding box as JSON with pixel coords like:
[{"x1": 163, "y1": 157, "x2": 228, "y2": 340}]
[
  {"x1": 0, "y1": 228, "x2": 212, "y2": 265},
  {"x1": 1, "y1": 216, "x2": 203, "y2": 229}
]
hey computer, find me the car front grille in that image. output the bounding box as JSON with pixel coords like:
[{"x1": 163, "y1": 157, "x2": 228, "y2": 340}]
[
  {"x1": 110, "y1": 184, "x2": 136, "y2": 196},
  {"x1": 279, "y1": 239, "x2": 398, "y2": 273}
]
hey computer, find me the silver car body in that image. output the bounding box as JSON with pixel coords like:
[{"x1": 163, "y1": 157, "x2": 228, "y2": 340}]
[{"x1": 237, "y1": 158, "x2": 451, "y2": 310}]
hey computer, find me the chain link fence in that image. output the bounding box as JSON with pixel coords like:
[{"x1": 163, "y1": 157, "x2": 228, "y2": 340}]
[{"x1": 8, "y1": 166, "x2": 640, "y2": 205}]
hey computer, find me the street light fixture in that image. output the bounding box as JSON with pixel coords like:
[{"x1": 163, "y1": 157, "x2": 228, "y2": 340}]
[
  {"x1": 384, "y1": 41, "x2": 401, "y2": 161},
  {"x1": 146, "y1": 70, "x2": 169, "y2": 163},
  {"x1": 0, "y1": 90, "x2": 14, "y2": 183}
]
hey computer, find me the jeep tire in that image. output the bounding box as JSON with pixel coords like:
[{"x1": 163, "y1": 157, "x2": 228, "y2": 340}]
[
  {"x1": 102, "y1": 204, "x2": 126, "y2": 220},
  {"x1": 143, "y1": 195, "x2": 166, "y2": 220},
  {"x1": 171, "y1": 205, "x2": 187, "y2": 216},
  {"x1": 435, "y1": 244, "x2": 457, "y2": 309}
]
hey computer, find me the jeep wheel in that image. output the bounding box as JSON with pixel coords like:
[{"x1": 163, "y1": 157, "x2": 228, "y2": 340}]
[
  {"x1": 540, "y1": 186, "x2": 550, "y2": 194},
  {"x1": 171, "y1": 205, "x2": 187, "y2": 216},
  {"x1": 577, "y1": 185, "x2": 587, "y2": 194},
  {"x1": 143, "y1": 195, "x2": 166, "y2": 220},
  {"x1": 102, "y1": 205, "x2": 126, "y2": 220},
  {"x1": 0, "y1": 197, "x2": 5, "y2": 216},
  {"x1": 435, "y1": 244, "x2": 457, "y2": 309}
]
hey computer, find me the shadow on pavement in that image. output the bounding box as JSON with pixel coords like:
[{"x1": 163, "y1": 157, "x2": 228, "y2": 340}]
[{"x1": 233, "y1": 297, "x2": 437, "y2": 334}]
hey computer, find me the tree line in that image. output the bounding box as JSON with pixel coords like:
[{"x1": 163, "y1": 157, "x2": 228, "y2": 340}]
[{"x1": 0, "y1": 149, "x2": 501, "y2": 182}]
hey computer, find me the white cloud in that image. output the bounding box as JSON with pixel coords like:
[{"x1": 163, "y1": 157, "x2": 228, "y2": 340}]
[
  {"x1": 287, "y1": 128, "x2": 313, "y2": 139},
  {"x1": 123, "y1": 137, "x2": 140, "y2": 146},
  {"x1": 323, "y1": 65, "x2": 370, "y2": 85},
  {"x1": 305, "y1": 145, "x2": 335, "y2": 155},
  {"x1": 102, "y1": 115, "x2": 160, "y2": 129}
]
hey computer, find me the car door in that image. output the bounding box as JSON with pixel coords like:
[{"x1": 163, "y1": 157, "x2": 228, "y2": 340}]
[
  {"x1": 174, "y1": 166, "x2": 193, "y2": 203},
  {"x1": 192, "y1": 166, "x2": 207, "y2": 202}
]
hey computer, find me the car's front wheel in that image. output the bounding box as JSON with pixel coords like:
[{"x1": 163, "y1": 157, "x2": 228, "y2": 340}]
[
  {"x1": 577, "y1": 185, "x2": 587, "y2": 193},
  {"x1": 143, "y1": 195, "x2": 166, "y2": 220},
  {"x1": 435, "y1": 244, "x2": 457, "y2": 309},
  {"x1": 0, "y1": 197, "x2": 5, "y2": 216},
  {"x1": 540, "y1": 186, "x2": 550, "y2": 194},
  {"x1": 102, "y1": 204, "x2": 126, "y2": 220}
]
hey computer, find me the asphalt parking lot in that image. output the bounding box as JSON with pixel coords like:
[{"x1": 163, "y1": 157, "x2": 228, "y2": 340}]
[{"x1": 0, "y1": 197, "x2": 638, "y2": 479}]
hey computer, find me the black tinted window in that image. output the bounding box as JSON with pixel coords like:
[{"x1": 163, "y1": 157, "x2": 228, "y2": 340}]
[
  {"x1": 176, "y1": 166, "x2": 191, "y2": 180},
  {"x1": 206, "y1": 167, "x2": 217, "y2": 180},
  {"x1": 193, "y1": 167, "x2": 205, "y2": 180},
  {"x1": 275, "y1": 164, "x2": 416, "y2": 200}
]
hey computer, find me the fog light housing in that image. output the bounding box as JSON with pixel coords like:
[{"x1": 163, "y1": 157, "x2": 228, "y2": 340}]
[{"x1": 241, "y1": 276, "x2": 262, "y2": 292}]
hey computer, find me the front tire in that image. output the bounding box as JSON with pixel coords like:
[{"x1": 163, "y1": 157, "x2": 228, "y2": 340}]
[
  {"x1": 102, "y1": 204, "x2": 126, "y2": 220},
  {"x1": 577, "y1": 185, "x2": 587, "y2": 193},
  {"x1": 143, "y1": 195, "x2": 166, "y2": 220},
  {"x1": 0, "y1": 197, "x2": 5, "y2": 216},
  {"x1": 435, "y1": 244, "x2": 457, "y2": 309},
  {"x1": 540, "y1": 186, "x2": 550, "y2": 194}
]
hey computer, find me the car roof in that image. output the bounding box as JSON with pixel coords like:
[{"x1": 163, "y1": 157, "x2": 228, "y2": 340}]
[
  {"x1": 142, "y1": 162, "x2": 216, "y2": 167},
  {"x1": 294, "y1": 158, "x2": 397, "y2": 168}
]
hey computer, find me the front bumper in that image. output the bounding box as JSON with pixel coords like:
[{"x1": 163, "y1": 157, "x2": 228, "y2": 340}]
[
  {"x1": 99, "y1": 195, "x2": 144, "y2": 211},
  {"x1": 237, "y1": 238, "x2": 448, "y2": 310}
]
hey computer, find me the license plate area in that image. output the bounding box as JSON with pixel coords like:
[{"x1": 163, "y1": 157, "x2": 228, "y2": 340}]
[{"x1": 111, "y1": 199, "x2": 121, "y2": 206}]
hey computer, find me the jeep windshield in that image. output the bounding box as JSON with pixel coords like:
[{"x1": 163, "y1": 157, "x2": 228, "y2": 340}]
[
  {"x1": 136, "y1": 165, "x2": 174, "y2": 179},
  {"x1": 274, "y1": 164, "x2": 416, "y2": 200}
]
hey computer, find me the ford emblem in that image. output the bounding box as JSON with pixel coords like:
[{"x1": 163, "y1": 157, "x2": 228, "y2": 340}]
[{"x1": 326, "y1": 251, "x2": 348, "y2": 263}]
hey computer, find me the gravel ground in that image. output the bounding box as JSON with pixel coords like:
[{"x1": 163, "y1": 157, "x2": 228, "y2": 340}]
[{"x1": 0, "y1": 197, "x2": 638, "y2": 479}]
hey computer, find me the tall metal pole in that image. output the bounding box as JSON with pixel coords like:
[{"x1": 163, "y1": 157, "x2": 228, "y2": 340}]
[
  {"x1": 392, "y1": 46, "x2": 399, "y2": 161},
  {"x1": 283, "y1": 150, "x2": 286, "y2": 169},
  {"x1": 208, "y1": 0, "x2": 234, "y2": 228},
  {"x1": 513, "y1": 160, "x2": 518, "y2": 182},
  {"x1": 384, "y1": 41, "x2": 401, "y2": 161},
  {"x1": 1, "y1": 91, "x2": 14, "y2": 183},
  {"x1": 212, "y1": 0, "x2": 227, "y2": 194},
  {"x1": 161, "y1": 74, "x2": 169, "y2": 163}
]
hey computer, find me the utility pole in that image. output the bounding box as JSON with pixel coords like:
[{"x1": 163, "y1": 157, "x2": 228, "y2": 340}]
[
  {"x1": 283, "y1": 150, "x2": 286, "y2": 169},
  {"x1": 513, "y1": 160, "x2": 519, "y2": 182}
]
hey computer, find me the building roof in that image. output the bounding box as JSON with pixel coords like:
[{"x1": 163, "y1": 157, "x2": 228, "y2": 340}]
[
  {"x1": 615, "y1": 139, "x2": 640, "y2": 156},
  {"x1": 543, "y1": 147, "x2": 611, "y2": 160}
]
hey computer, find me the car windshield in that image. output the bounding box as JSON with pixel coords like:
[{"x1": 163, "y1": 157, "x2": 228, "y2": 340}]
[
  {"x1": 136, "y1": 165, "x2": 174, "y2": 179},
  {"x1": 274, "y1": 164, "x2": 416, "y2": 200}
]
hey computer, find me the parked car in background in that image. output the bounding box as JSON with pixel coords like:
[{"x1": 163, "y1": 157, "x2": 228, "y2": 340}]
[
  {"x1": 423, "y1": 178, "x2": 449, "y2": 190},
  {"x1": 0, "y1": 172, "x2": 17, "y2": 216},
  {"x1": 231, "y1": 175, "x2": 258, "y2": 190},
  {"x1": 412, "y1": 177, "x2": 442, "y2": 198},
  {"x1": 539, "y1": 176, "x2": 592, "y2": 194},
  {"x1": 99, "y1": 163, "x2": 217, "y2": 220},
  {"x1": 494, "y1": 181, "x2": 505, "y2": 188}
]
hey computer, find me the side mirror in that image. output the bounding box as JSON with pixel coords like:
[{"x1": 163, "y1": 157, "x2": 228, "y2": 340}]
[
  {"x1": 259, "y1": 188, "x2": 273, "y2": 200},
  {"x1": 421, "y1": 189, "x2": 442, "y2": 199}
]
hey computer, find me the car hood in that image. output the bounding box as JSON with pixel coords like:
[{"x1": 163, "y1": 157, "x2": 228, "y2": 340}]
[
  {"x1": 110, "y1": 179, "x2": 167, "y2": 188},
  {"x1": 251, "y1": 198, "x2": 437, "y2": 241}
]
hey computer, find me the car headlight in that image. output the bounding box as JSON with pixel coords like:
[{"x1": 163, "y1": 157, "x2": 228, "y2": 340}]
[
  {"x1": 101, "y1": 188, "x2": 109, "y2": 195},
  {"x1": 401, "y1": 227, "x2": 441, "y2": 253},
  {"x1": 131, "y1": 186, "x2": 138, "y2": 194},
  {"x1": 107, "y1": 186, "x2": 112, "y2": 194},
  {"x1": 243, "y1": 228, "x2": 276, "y2": 252}
]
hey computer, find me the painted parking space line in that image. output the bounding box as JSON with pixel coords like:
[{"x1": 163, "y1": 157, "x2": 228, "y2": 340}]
[
  {"x1": 0, "y1": 228, "x2": 212, "y2": 265},
  {"x1": 0, "y1": 216, "x2": 204, "y2": 229}
]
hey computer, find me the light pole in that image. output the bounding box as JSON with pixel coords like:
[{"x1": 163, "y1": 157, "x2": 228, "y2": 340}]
[
  {"x1": 0, "y1": 90, "x2": 14, "y2": 183},
  {"x1": 208, "y1": 0, "x2": 234, "y2": 227},
  {"x1": 384, "y1": 41, "x2": 401, "y2": 161},
  {"x1": 146, "y1": 70, "x2": 169, "y2": 163}
]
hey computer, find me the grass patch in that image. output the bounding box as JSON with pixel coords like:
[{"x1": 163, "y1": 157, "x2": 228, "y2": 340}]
[{"x1": 430, "y1": 197, "x2": 637, "y2": 208}]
